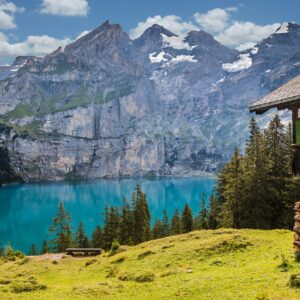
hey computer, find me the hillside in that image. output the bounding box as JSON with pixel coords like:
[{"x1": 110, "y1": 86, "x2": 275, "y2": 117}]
[
  {"x1": 0, "y1": 229, "x2": 299, "y2": 299},
  {"x1": 1, "y1": 22, "x2": 300, "y2": 182}
]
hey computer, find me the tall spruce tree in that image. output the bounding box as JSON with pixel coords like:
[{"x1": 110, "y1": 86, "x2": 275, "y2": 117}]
[
  {"x1": 48, "y1": 202, "x2": 72, "y2": 252},
  {"x1": 152, "y1": 218, "x2": 164, "y2": 239},
  {"x1": 197, "y1": 193, "x2": 209, "y2": 229},
  {"x1": 132, "y1": 184, "x2": 151, "y2": 244},
  {"x1": 92, "y1": 226, "x2": 104, "y2": 248},
  {"x1": 218, "y1": 148, "x2": 245, "y2": 228},
  {"x1": 75, "y1": 221, "x2": 89, "y2": 248},
  {"x1": 208, "y1": 194, "x2": 219, "y2": 229},
  {"x1": 119, "y1": 199, "x2": 134, "y2": 245},
  {"x1": 171, "y1": 209, "x2": 181, "y2": 235},
  {"x1": 29, "y1": 244, "x2": 38, "y2": 255},
  {"x1": 162, "y1": 210, "x2": 170, "y2": 237},
  {"x1": 181, "y1": 204, "x2": 194, "y2": 233},
  {"x1": 41, "y1": 240, "x2": 49, "y2": 254}
]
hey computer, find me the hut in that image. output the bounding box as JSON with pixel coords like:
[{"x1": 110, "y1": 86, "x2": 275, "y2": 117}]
[{"x1": 249, "y1": 74, "x2": 300, "y2": 176}]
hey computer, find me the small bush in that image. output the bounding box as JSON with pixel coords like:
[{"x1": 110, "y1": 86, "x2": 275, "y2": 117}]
[
  {"x1": 85, "y1": 259, "x2": 97, "y2": 267},
  {"x1": 289, "y1": 273, "x2": 300, "y2": 288},
  {"x1": 0, "y1": 278, "x2": 12, "y2": 285},
  {"x1": 52, "y1": 260, "x2": 58, "y2": 265},
  {"x1": 138, "y1": 250, "x2": 156, "y2": 260},
  {"x1": 112, "y1": 256, "x2": 126, "y2": 264},
  {"x1": 10, "y1": 280, "x2": 47, "y2": 293},
  {"x1": 17, "y1": 257, "x2": 30, "y2": 265},
  {"x1": 135, "y1": 272, "x2": 155, "y2": 283},
  {"x1": 277, "y1": 254, "x2": 290, "y2": 272},
  {"x1": 1, "y1": 245, "x2": 25, "y2": 262},
  {"x1": 118, "y1": 272, "x2": 134, "y2": 281},
  {"x1": 210, "y1": 258, "x2": 224, "y2": 266},
  {"x1": 109, "y1": 240, "x2": 121, "y2": 256},
  {"x1": 162, "y1": 245, "x2": 174, "y2": 250}
]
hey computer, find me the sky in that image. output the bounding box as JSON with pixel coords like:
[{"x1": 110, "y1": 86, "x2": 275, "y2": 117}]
[{"x1": 0, "y1": 0, "x2": 300, "y2": 64}]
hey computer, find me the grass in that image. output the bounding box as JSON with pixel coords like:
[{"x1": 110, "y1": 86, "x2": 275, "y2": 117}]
[{"x1": 0, "y1": 229, "x2": 299, "y2": 299}]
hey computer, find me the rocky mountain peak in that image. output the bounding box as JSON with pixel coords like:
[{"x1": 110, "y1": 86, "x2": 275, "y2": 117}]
[
  {"x1": 64, "y1": 20, "x2": 128, "y2": 56},
  {"x1": 133, "y1": 24, "x2": 176, "y2": 48}
]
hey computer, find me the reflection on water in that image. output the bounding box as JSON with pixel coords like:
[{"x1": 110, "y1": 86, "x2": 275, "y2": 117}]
[{"x1": 0, "y1": 177, "x2": 215, "y2": 252}]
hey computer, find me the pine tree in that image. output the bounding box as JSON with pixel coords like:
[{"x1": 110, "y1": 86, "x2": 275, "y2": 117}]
[
  {"x1": 75, "y1": 221, "x2": 89, "y2": 248},
  {"x1": 103, "y1": 206, "x2": 120, "y2": 249},
  {"x1": 181, "y1": 204, "x2": 194, "y2": 233},
  {"x1": 197, "y1": 193, "x2": 209, "y2": 229},
  {"x1": 48, "y1": 202, "x2": 73, "y2": 253},
  {"x1": 29, "y1": 244, "x2": 38, "y2": 255},
  {"x1": 242, "y1": 118, "x2": 273, "y2": 229},
  {"x1": 171, "y1": 209, "x2": 181, "y2": 235},
  {"x1": 119, "y1": 199, "x2": 134, "y2": 245},
  {"x1": 92, "y1": 226, "x2": 104, "y2": 248},
  {"x1": 152, "y1": 218, "x2": 164, "y2": 239},
  {"x1": 132, "y1": 184, "x2": 151, "y2": 244},
  {"x1": 208, "y1": 194, "x2": 219, "y2": 229},
  {"x1": 41, "y1": 240, "x2": 49, "y2": 254},
  {"x1": 218, "y1": 148, "x2": 245, "y2": 228},
  {"x1": 162, "y1": 210, "x2": 170, "y2": 237}
]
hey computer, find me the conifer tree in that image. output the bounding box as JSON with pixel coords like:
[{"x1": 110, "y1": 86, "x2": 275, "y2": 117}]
[
  {"x1": 48, "y1": 202, "x2": 72, "y2": 252},
  {"x1": 197, "y1": 193, "x2": 209, "y2": 229},
  {"x1": 208, "y1": 194, "x2": 219, "y2": 229},
  {"x1": 119, "y1": 199, "x2": 134, "y2": 245},
  {"x1": 218, "y1": 148, "x2": 245, "y2": 228},
  {"x1": 162, "y1": 210, "x2": 170, "y2": 237},
  {"x1": 103, "y1": 206, "x2": 120, "y2": 249},
  {"x1": 41, "y1": 240, "x2": 49, "y2": 254},
  {"x1": 171, "y1": 209, "x2": 181, "y2": 235},
  {"x1": 75, "y1": 221, "x2": 89, "y2": 248},
  {"x1": 92, "y1": 226, "x2": 104, "y2": 248},
  {"x1": 152, "y1": 218, "x2": 164, "y2": 239},
  {"x1": 29, "y1": 244, "x2": 38, "y2": 255},
  {"x1": 132, "y1": 184, "x2": 151, "y2": 244},
  {"x1": 181, "y1": 204, "x2": 194, "y2": 233}
]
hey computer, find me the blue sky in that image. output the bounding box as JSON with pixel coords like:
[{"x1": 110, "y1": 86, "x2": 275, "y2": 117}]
[{"x1": 0, "y1": 0, "x2": 300, "y2": 64}]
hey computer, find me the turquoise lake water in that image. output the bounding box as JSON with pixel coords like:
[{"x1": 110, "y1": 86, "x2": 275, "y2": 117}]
[{"x1": 0, "y1": 177, "x2": 215, "y2": 253}]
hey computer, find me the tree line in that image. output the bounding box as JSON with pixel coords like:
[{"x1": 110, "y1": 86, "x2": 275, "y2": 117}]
[
  {"x1": 28, "y1": 115, "x2": 299, "y2": 254},
  {"x1": 30, "y1": 184, "x2": 217, "y2": 254},
  {"x1": 214, "y1": 115, "x2": 300, "y2": 229}
]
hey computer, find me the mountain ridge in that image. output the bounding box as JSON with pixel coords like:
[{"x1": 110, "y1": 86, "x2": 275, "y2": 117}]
[{"x1": 0, "y1": 20, "x2": 299, "y2": 182}]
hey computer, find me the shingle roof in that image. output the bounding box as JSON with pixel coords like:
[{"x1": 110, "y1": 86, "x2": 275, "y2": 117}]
[{"x1": 249, "y1": 74, "x2": 300, "y2": 113}]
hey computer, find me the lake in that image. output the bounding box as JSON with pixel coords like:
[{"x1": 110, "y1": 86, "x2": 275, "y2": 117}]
[{"x1": 0, "y1": 177, "x2": 215, "y2": 253}]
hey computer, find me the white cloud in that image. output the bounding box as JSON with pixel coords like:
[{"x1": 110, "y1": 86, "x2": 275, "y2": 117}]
[
  {"x1": 0, "y1": 1, "x2": 24, "y2": 29},
  {"x1": 129, "y1": 15, "x2": 197, "y2": 39},
  {"x1": 130, "y1": 8, "x2": 282, "y2": 50},
  {"x1": 0, "y1": 32, "x2": 71, "y2": 59},
  {"x1": 193, "y1": 8, "x2": 235, "y2": 34},
  {"x1": 41, "y1": 0, "x2": 89, "y2": 17},
  {"x1": 216, "y1": 21, "x2": 280, "y2": 48}
]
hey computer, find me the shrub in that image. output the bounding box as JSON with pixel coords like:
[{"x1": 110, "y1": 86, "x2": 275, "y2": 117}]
[
  {"x1": 289, "y1": 273, "x2": 300, "y2": 288},
  {"x1": 112, "y1": 256, "x2": 126, "y2": 264},
  {"x1": 85, "y1": 259, "x2": 97, "y2": 267},
  {"x1": 138, "y1": 250, "x2": 156, "y2": 260},
  {"x1": 1, "y1": 245, "x2": 25, "y2": 262},
  {"x1": 277, "y1": 254, "x2": 290, "y2": 272},
  {"x1": 0, "y1": 278, "x2": 12, "y2": 285},
  {"x1": 10, "y1": 280, "x2": 47, "y2": 293},
  {"x1": 135, "y1": 272, "x2": 155, "y2": 283},
  {"x1": 110, "y1": 240, "x2": 121, "y2": 256}
]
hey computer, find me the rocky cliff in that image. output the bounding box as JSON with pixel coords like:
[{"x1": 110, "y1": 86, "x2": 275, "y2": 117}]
[{"x1": 0, "y1": 21, "x2": 299, "y2": 181}]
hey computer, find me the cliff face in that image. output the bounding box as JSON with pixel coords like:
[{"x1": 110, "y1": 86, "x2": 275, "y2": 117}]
[{"x1": 0, "y1": 21, "x2": 300, "y2": 181}]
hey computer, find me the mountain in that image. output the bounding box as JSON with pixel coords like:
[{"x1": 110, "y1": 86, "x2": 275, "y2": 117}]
[{"x1": 0, "y1": 21, "x2": 300, "y2": 182}]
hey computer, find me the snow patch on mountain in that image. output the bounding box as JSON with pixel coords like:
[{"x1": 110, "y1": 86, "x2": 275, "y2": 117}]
[
  {"x1": 251, "y1": 47, "x2": 258, "y2": 55},
  {"x1": 276, "y1": 23, "x2": 289, "y2": 34},
  {"x1": 149, "y1": 51, "x2": 168, "y2": 63},
  {"x1": 170, "y1": 55, "x2": 197, "y2": 64},
  {"x1": 222, "y1": 53, "x2": 252, "y2": 72},
  {"x1": 161, "y1": 34, "x2": 191, "y2": 50}
]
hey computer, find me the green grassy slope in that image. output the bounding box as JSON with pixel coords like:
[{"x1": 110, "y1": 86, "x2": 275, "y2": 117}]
[{"x1": 0, "y1": 229, "x2": 299, "y2": 300}]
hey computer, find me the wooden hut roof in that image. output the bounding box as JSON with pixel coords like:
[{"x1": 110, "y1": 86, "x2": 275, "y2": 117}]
[{"x1": 249, "y1": 74, "x2": 300, "y2": 114}]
